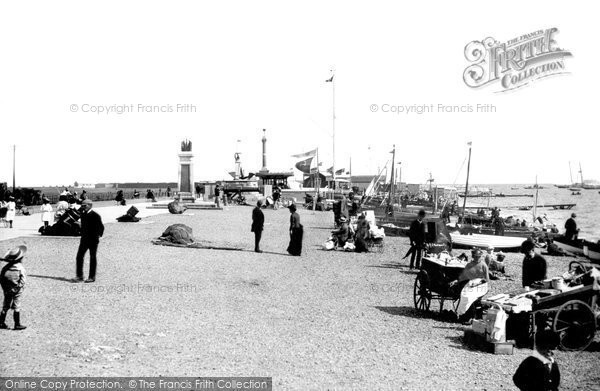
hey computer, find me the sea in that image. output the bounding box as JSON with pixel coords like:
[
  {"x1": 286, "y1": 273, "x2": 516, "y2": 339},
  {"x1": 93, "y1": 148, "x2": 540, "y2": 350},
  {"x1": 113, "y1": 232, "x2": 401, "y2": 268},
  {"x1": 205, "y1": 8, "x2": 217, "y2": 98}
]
[{"x1": 462, "y1": 184, "x2": 600, "y2": 242}]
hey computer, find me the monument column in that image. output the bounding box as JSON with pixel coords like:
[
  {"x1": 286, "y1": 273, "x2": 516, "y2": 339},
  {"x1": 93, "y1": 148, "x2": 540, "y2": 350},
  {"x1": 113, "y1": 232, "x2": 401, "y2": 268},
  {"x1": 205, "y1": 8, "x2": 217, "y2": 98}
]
[{"x1": 178, "y1": 139, "x2": 194, "y2": 195}]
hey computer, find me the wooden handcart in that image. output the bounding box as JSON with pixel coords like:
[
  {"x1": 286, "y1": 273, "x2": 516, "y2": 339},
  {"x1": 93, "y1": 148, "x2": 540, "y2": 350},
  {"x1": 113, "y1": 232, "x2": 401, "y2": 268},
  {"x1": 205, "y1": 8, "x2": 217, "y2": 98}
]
[
  {"x1": 482, "y1": 264, "x2": 600, "y2": 351},
  {"x1": 531, "y1": 284, "x2": 599, "y2": 351}
]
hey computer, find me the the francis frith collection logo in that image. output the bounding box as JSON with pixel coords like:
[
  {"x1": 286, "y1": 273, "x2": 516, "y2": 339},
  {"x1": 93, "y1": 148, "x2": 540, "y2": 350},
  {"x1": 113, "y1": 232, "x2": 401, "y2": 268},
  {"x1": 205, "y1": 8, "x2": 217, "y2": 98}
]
[{"x1": 463, "y1": 28, "x2": 572, "y2": 92}]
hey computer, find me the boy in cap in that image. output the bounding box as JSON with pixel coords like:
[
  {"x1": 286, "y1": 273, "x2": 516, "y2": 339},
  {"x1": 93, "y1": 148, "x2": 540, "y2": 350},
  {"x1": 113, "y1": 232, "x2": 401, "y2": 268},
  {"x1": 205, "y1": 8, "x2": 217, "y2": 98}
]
[
  {"x1": 521, "y1": 240, "x2": 547, "y2": 288},
  {"x1": 0, "y1": 245, "x2": 28, "y2": 330}
]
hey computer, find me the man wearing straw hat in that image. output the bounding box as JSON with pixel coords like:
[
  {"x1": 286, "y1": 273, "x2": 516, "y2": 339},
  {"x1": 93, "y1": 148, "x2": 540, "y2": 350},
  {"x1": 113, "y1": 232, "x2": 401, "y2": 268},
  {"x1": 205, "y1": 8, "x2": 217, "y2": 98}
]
[
  {"x1": 0, "y1": 245, "x2": 28, "y2": 330},
  {"x1": 75, "y1": 199, "x2": 104, "y2": 283}
]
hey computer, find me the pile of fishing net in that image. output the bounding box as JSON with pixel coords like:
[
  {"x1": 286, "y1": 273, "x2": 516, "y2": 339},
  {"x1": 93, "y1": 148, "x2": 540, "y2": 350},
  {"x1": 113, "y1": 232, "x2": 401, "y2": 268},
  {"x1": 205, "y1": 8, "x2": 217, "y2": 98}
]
[
  {"x1": 152, "y1": 224, "x2": 244, "y2": 251},
  {"x1": 168, "y1": 201, "x2": 187, "y2": 214}
]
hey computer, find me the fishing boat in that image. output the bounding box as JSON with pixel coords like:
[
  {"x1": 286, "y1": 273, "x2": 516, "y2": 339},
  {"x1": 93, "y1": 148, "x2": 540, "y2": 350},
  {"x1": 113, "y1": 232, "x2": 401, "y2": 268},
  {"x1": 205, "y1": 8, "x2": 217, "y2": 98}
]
[{"x1": 554, "y1": 237, "x2": 600, "y2": 262}]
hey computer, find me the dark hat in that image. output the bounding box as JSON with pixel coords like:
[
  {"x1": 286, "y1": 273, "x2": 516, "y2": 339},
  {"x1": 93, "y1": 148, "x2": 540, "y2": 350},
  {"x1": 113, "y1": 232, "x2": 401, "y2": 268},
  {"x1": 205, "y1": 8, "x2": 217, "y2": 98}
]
[
  {"x1": 520, "y1": 239, "x2": 535, "y2": 253},
  {"x1": 571, "y1": 213, "x2": 577, "y2": 218},
  {"x1": 2, "y1": 245, "x2": 27, "y2": 262},
  {"x1": 418, "y1": 209, "x2": 426, "y2": 217},
  {"x1": 288, "y1": 203, "x2": 297, "y2": 211},
  {"x1": 535, "y1": 330, "x2": 560, "y2": 351},
  {"x1": 496, "y1": 251, "x2": 506, "y2": 259},
  {"x1": 471, "y1": 248, "x2": 483, "y2": 257}
]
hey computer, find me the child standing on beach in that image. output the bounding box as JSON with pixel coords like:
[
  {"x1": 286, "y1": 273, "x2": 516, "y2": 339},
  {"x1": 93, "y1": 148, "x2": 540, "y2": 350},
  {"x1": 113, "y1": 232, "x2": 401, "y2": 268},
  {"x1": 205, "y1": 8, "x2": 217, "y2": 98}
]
[
  {"x1": 0, "y1": 245, "x2": 28, "y2": 330},
  {"x1": 40, "y1": 198, "x2": 53, "y2": 228}
]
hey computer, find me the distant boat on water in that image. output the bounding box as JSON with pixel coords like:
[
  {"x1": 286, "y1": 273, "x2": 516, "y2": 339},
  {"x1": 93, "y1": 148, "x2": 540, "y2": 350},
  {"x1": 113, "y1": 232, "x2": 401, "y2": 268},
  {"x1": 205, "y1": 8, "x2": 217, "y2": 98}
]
[
  {"x1": 582, "y1": 180, "x2": 600, "y2": 190},
  {"x1": 524, "y1": 184, "x2": 545, "y2": 189}
]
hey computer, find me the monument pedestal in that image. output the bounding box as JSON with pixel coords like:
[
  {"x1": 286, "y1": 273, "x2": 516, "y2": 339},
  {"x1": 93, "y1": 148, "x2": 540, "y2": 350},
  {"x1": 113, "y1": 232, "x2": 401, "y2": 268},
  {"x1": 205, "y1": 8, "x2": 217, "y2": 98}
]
[
  {"x1": 178, "y1": 152, "x2": 194, "y2": 198},
  {"x1": 177, "y1": 192, "x2": 196, "y2": 203}
]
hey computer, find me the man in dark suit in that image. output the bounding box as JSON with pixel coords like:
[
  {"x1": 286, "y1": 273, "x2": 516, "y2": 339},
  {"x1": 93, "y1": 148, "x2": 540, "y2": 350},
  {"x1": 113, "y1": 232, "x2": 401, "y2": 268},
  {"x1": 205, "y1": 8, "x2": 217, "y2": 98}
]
[
  {"x1": 408, "y1": 209, "x2": 426, "y2": 269},
  {"x1": 564, "y1": 213, "x2": 579, "y2": 241},
  {"x1": 251, "y1": 200, "x2": 265, "y2": 253},
  {"x1": 75, "y1": 199, "x2": 104, "y2": 283}
]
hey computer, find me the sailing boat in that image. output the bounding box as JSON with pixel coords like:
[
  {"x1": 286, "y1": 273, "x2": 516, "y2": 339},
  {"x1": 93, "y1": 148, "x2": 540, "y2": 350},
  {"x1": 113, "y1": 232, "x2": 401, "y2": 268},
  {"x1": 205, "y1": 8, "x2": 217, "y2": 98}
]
[
  {"x1": 368, "y1": 145, "x2": 437, "y2": 236},
  {"x1": 449, "y1": 143, "x2": 537, "y2": 250},
  {"x1": 568, "y1": 162, "x2": 582, "y2": 191},
  {"x1": 578, "y1": 162, "x2": 600, "y2": 189},
  {"x1": 556, "y1": 161, "x2": 577, "y2": 189}
]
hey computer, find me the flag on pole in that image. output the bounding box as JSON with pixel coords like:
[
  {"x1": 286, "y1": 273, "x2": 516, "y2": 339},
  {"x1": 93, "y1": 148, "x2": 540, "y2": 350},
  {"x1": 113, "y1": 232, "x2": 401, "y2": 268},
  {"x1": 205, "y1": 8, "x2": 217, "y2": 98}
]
[
  {"x1": 291, "y1": 149, "x2": 318, "y2": 159},
  {"x1": 295, "y1": 157, "x2": 315, "y2": 174},
  {"x1": 467, "y1": 141, "x2": 472, "y2": 146},
  {"x1": 327, "y1": 166, "x2": 345, "y2": 175},
  {"x1": 325, "y1": 75, "x2": 334, "y2": 82}
]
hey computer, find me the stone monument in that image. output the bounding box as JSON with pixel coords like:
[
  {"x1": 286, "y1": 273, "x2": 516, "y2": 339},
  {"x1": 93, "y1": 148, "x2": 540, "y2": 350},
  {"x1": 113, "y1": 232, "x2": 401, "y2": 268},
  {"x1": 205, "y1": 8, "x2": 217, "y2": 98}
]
[{"x1": 178, "y1": 139, "x2": 194, "y2": 199}]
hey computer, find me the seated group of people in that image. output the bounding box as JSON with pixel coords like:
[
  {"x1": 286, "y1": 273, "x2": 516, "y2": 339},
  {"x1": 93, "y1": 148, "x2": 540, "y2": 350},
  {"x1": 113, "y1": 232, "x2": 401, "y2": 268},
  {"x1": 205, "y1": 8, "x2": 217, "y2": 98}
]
[{"x1": 329, "y1": 213, "x2": 372, "y2": 253}]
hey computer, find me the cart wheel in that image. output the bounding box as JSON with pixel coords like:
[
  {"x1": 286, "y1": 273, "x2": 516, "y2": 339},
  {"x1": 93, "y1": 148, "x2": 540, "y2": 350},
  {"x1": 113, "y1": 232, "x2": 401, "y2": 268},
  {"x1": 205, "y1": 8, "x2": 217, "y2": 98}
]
[
  {"x1": 414, "y1": 271, "x2": 431, "y2": 312},
  {"x1": 552, "y1": 300, "x2": 596, "y2": 351},
  {"x1": 568, "y1": 261, "x2": 587, "y2": 275}
]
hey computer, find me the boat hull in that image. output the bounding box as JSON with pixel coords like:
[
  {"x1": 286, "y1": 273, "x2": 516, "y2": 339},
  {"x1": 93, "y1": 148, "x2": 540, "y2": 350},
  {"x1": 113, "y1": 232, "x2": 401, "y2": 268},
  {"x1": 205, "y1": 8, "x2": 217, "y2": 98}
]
[
  {"x1": 449, "y1": 233, "x2": 525, "y2": 250},
  {"x1": 554, "y1": 239, "x2": 600, "y2": 262}
]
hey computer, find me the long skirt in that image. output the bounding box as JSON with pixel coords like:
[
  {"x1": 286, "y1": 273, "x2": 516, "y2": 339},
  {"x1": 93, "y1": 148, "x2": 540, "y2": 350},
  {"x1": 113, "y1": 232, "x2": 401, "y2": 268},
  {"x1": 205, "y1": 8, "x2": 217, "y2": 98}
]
[{"x1": 287, "y1": 226, "x2": 303, "y2": 256}]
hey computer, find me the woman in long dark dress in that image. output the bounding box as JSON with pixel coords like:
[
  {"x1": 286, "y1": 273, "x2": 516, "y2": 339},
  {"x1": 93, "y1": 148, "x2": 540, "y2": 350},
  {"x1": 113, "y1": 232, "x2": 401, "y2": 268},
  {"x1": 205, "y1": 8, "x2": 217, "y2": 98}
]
[
  {"x1": 286, "y1": 204, "x2": 303, "y2": 256},
  {"x1": 354, "y1": 213, "x2": 370, "y2": 253}
]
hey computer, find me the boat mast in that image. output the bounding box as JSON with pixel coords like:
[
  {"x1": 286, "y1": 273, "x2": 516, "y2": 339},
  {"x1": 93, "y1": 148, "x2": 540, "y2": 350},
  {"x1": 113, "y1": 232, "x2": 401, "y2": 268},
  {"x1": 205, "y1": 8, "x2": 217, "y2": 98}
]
[
  {"x1": 579, "y1": 162, "x2": 584, "y2": 186},
  {"x1": 533, "y1": 175, "x2": 538, "y2": 222},
  {"x1": 462, "y1": 142, "x2": 472, "y2": 215},
  {"x1": 569, "y1": 161, "x2": 573, "y2": 184},
  {"x1": 388, "y1": 145, "x2": 396, "y2": 215}
]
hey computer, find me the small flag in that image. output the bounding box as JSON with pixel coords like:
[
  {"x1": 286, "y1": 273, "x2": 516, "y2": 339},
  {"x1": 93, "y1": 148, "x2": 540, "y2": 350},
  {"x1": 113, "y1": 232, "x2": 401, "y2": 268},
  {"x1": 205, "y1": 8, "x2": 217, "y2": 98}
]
[
  {"x1": 325, "y1": 75, "x2": 334, "y2": 82},
  {"x1": 327, "y1": 167, "x2": 345, "y2": 175},
  {"x1": 467, "y1": 141, "x2": 472, "y2": 146},
  {"x1": 291, "y1": 149, "x2": 318, "y2": 159}
]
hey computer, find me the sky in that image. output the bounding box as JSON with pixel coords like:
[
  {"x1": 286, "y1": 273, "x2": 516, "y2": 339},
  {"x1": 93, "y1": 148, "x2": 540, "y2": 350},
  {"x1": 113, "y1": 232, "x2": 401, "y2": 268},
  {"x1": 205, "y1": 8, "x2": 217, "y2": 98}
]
[{"x1": 1, "y1": 1, "x2": 598, "y2": 187}]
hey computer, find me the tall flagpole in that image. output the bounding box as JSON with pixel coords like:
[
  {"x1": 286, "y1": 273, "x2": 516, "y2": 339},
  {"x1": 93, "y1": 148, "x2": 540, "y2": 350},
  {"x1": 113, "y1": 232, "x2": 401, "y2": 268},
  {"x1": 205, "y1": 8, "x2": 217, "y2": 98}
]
[{"x1": 332, "y1": 69, "x2": 336, "y2": 190}]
